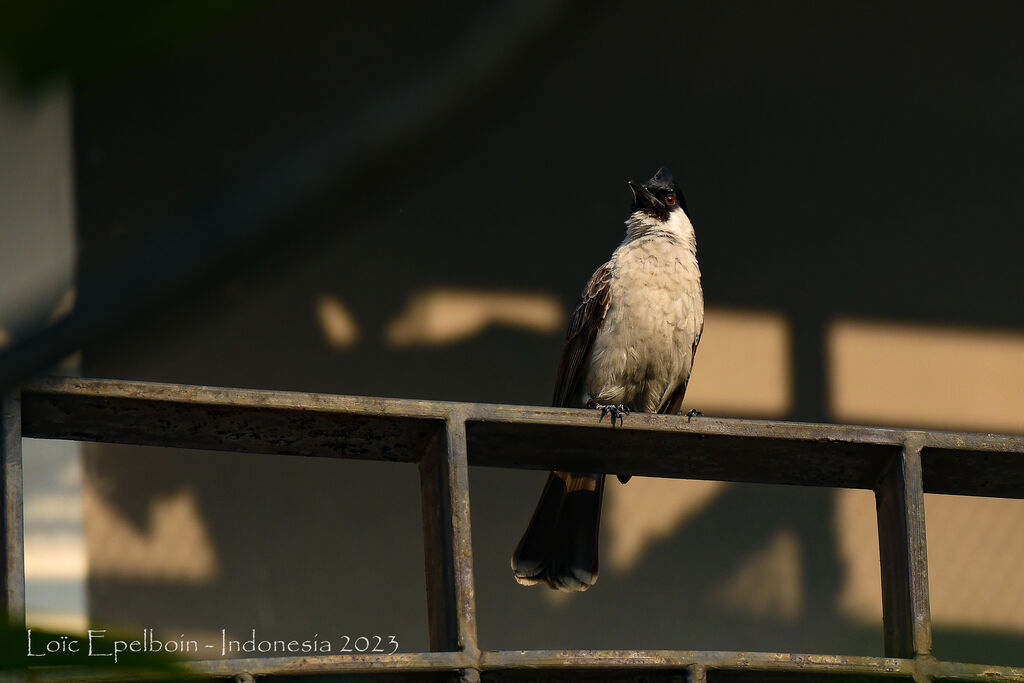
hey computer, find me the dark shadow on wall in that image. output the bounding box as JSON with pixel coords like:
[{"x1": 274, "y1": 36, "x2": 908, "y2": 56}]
[
  {"x1": 86, "y1": 444, "x2": 432, "y2": 652},
  {"x1": 471, "y1": 470, "x2": 860, "y2": 655}
]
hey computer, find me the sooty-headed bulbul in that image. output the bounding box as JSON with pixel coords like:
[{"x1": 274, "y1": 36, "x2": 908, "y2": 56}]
[{"x1": 511, "y1": 166, "x2": 705, "y2": 591}]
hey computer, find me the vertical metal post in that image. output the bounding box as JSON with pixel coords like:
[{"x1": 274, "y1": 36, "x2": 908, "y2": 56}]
[
  {"x1": 685, "y1": 664, "x2": 707, "y2": 683},
  {"x1": 2, "y1": 390, "x2": 26, "y2": 624},
  {"x1": 875, "y1": 439, "x2": 932, "y2": 659},
  {"x1": 418, "y1": 409, "x2": 479, "y2": 661}
]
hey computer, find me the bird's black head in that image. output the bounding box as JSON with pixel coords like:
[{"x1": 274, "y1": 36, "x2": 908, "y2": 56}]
[{"x1": 628, "y1": 166, "x2": 687, "y2": 221}]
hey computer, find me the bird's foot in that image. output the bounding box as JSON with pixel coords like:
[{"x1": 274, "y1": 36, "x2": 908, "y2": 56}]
[
  {"x1": 685, "y1": 408, "x2": 703, "y2": 423},
  {"x1": 588, "y1": 400, "x2": 630, "y2": 427}
]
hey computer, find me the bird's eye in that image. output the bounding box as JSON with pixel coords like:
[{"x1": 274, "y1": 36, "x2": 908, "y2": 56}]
[{"x1": 665, "y1": 193, "x2": 676, "y2": 206}]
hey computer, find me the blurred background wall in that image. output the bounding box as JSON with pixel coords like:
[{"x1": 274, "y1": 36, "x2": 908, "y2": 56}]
[
  {"x1": 3, "y1": 0, "x2": 1024, "y2": 669},
  {"x1": 0, "y1": 80, "x2": 85, "y2": 634}
]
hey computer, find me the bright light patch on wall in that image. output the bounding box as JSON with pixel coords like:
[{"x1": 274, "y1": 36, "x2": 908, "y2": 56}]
[
  {"x1": 926, "y1": 494, "x2": 1024, "y2": 633},
  {"x1": 834, "y1": 488, "x2": 882, "y2": 624},
  {"x1": 25, "y1": 532, "x2": 87, "y2": 581},
  {"x1": 684, "y1": 308, "x2": 792, "y2": 417},
  {"x1": 315, "y1": 294, "x2": 359, "y2": 348},
  {"x1": 48, "y1": 286, "x2": 76, "y2": 323},
  {"x1": 24, "y1": 439, "x2": 88, "y2": 634},
  {"x1": 606, "y1": 478, "x2": 725, "y2": 573},
  {"x1": 386, "y1": 288, "x2": 564, "y2": 347},
  {"x1": 829, "y1": 319, "x2": 1024, "y2": 433},
  {"x1": 85, "y1": 486, "x2": 217, "y2": 582},
  {"x1": 836, "y1": 489, "x2": 1024, "y2": 634}
]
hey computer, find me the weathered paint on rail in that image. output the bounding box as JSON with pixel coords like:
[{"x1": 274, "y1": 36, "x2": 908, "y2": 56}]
[{"x1": 11, "y1": 377, "x2": 1024, "y2": 681}]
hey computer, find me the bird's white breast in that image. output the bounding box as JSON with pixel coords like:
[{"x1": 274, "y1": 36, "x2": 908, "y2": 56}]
[{"x1": 582, "y1": 212, "x2": 704, "y2": 413}]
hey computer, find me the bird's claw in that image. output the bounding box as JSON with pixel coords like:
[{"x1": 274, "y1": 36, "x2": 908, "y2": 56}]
[
  {"x1": 589, "y1": 401, "x2": 630, "y2": 427},
  {"x1": 685, "y1": 408, "x2": 703, "y2": 423}
]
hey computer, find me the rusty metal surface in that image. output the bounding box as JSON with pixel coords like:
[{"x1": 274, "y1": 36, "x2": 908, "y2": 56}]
[
  {"x1": 2, "y1": 390, "x2": 25, "y2": 624},
  {"x1": 463, "y1": 406, "x2": 1024, "y2": 498},
  {"x1": 20, "y1": 377, "x2": 1024, "y2": 497},
  {"x1": 23, "y1": 652, "x2": 468, "y2": 681},
  {"x1": 419, "y1": 411, "x2": 480, "y2": 655},
  {"x1": 874, "y1": 443, "x2": 932, "y2": 659},
  {"x1": 684, "y1": 664, "x2": 707, "y2": 683},
  {"x1": 20, "y1": 649, "x2": 1024, "y2": 682},
  {"x1": 478, "y1": 650, "x2": 915, "y2": 675},
  {"x1": 420, "y1": 427, "x2": 460, "y2": 652},
  {"x1": 20, "y1": 377, "x2": 444, "y2": 463},
  {"x1": 921, "y1": 445, "x2": 1024, "y2": 499},
  {"x1": 466, "y1": 418, "x2": 899, "y2": 490},
  {"x1": 478, "y1": 650, "x2": 1024, "y2": 681},
  {"x1": 12, "y1": 376, "x2": 1024, "y2": 681},
  {"x1": 188, "y1": 651, "x2": 467, "y2": 678}
]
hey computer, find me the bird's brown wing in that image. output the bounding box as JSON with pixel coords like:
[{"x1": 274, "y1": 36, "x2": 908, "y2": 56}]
[
  {"x1": 658, "y1": 318, "x2": 704, "y2": 415},
  {"x1": 552, "y1": 261, "x2": 613, "y2": 408}
]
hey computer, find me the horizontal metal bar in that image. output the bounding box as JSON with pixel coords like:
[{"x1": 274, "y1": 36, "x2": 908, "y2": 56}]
[
  {"x1": 22, "y1": 652, "x2": 468, "y2": 681},
  {"x1": 21, "y1": 650, "x2": 1024, "y2": 681},
  {"x1": 480, "y1": 650, "x2": 1024, "y2": 681},
  {"x1": 191, "y1": 651, "x2": 467, "y2": 678},
  {"x1": 20, "y1": 377, "x2": 1024, "y2": 497},
  {"x1": 479, "y1": 649, "x2": 917, "y2": 675},
  {"x1": 465, "y1": 415, "x2": 899, "y2": 491},
  {"x1": 21, "y1": 377, "x2": 444, "y2": 463},
  {"x1": 921, "y1": 445, "x2": 1024, "y2": 498}
]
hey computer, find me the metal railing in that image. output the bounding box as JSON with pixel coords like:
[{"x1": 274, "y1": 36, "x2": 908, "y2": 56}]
[{"x1": 3, "y1": 376, "x2": 1024, "y2": 681}]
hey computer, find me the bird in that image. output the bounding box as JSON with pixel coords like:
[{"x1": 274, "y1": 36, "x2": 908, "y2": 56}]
[{"x1": 511, "y1": 166, "x2": 705, "y2": 591}]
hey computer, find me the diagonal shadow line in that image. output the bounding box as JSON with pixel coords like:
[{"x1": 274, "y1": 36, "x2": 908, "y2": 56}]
[
  {"x1": 627, "y1": 483, "x2": 844, "y2": 623},
  {"x1": 567, "y1": 483, "x2": 852, "y2": 652},
  {"x1": 0, "y1": 0, "x2": 593, "y2": 391}
]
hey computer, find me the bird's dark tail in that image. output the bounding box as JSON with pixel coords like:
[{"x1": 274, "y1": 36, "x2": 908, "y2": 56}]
[{"x1": 511, "y1": 471, "x2": 605, "y2": 591}]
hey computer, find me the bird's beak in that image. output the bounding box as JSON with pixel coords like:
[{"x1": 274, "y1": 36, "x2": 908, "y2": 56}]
[{"x1": 627, "y1": 180, "x2": 661, "y2": 210}]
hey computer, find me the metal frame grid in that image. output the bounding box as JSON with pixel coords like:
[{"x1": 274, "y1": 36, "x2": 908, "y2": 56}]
[{"x1": 3, "y1": 377, "x2": 1024, "y2": 682}]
